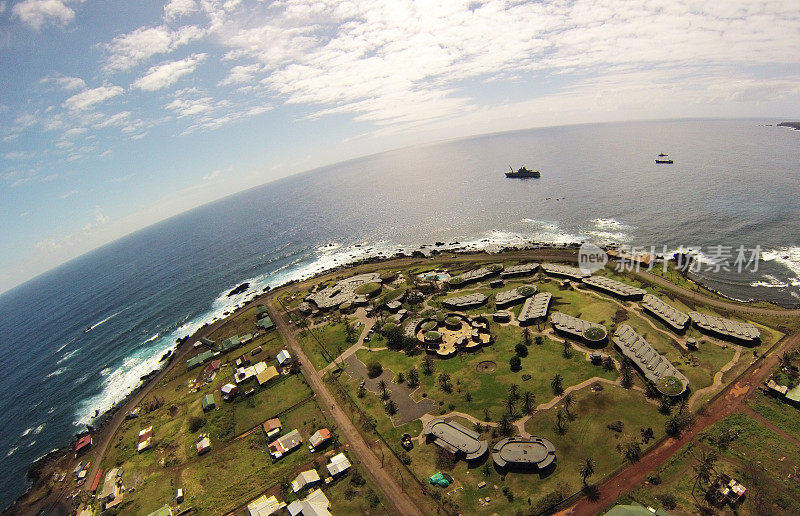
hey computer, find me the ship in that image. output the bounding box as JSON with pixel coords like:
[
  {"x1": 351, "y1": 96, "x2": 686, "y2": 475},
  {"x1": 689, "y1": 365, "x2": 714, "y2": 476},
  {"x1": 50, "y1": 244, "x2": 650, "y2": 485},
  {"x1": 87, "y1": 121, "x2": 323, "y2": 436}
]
[
  {"x1": 655, "y1": 153, "x2": 673, "y2": 164},
  {"x1": 505, "y1": 165, "x2": 540, "y2": 178}
]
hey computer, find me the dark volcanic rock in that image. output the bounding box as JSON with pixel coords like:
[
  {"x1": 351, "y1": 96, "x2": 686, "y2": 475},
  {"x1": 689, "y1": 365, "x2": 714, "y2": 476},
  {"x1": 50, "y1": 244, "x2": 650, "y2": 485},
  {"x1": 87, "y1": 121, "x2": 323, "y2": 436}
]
[{"x1": 227, "y1": 282, "x2": 250, "y2": 297}]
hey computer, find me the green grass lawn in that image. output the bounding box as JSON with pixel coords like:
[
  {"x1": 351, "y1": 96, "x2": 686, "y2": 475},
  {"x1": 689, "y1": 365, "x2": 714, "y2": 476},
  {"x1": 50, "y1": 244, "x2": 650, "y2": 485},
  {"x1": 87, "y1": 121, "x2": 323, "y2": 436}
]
[
  {"x1": 746, "y1": 392, "x2": 800, "y2": 436},
  {"x1": 297, "y1": 321, "x2": 353, "y2": 370},
  {"x1": 232, "y1": 374, "x2": 314, "y2": 435}
]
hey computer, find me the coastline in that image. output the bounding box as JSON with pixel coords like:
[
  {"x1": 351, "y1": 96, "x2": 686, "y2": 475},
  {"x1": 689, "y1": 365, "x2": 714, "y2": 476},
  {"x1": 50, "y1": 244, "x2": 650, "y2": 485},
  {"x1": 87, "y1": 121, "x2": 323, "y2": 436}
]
[{"x1": 6, "y1": 241, "x2": 797, "y2": 513}]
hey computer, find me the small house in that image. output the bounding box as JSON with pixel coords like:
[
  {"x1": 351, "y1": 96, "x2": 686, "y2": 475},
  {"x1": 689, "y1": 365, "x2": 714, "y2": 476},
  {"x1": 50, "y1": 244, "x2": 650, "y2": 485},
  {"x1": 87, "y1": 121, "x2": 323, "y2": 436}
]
[
  {"x1": 247, "y1": 494, "x2": 285, "y2": 516},
  {"x1": 287, "y1": 489, "x2": 331, "y2": 516},
  {"x1": 146, "y1": 505, "x2": 173, "y2": 516},
  {"x1": 137, "y1": 426, "x2": 153, "y2": 452},
  {"x1": 262, "y1": 418, "x2": 282, "y2": 438},
  {"x1": 196, "y1": 435, "x2": 211, "y2": 455},
  {"x1": 277, "y1": 349, "x2": 292, "y2": 367},
  {"x1": 256, "y1": 365, "x2": 280, "y2": 385},
  {"x1": 269, "y1": 429, "x2": 302, "y2": 459},
  {"x1": 258, "y1": 316, "x2": 275, "y2": 331},
  {"x1": 75, "y1": 434, "x2": 92, "y2": 455},
  {"x1": 202, "y1": 394, "x2": 216, "y2": 412},
  {"x1": 326, "y1": 452, "x2": 351, "y2": 476},
  {"x1": 221, "y1": 383, "x2": 239, "y2": 400},
  {"x1": 308, "y1": 428, "x2": 332, "y2": 452},
  {"x1": 291, "y1": 469, "x2": 321, "y2": 492}
]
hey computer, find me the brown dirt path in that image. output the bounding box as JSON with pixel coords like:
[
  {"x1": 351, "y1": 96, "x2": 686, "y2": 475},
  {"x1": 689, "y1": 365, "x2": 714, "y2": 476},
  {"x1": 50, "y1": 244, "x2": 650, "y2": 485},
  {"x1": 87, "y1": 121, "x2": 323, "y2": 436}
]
[
  {"x1": 266, "y1": 296, "x2": 425, "y2": 516},
  {"x1": 557, "y1": 329, "x2": 800, "y2": 516}
]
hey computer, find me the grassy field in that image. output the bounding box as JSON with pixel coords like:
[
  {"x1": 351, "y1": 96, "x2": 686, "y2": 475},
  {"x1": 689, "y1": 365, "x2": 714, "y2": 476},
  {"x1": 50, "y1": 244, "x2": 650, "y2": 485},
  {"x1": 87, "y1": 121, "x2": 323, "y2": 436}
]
[
  {"x1": 622, "y1": 410, "x2": 800, "y2": 516},
  {"x1": 746, "y1": 391, "x2": 800, "y2": 436},
  {"x1": 297, "y1": 319, "x2": 356, "y2": 371}
]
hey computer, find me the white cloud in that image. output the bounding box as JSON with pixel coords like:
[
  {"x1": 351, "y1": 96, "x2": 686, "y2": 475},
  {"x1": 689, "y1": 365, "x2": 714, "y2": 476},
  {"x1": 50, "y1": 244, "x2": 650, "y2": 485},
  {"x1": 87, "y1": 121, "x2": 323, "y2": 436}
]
[
  {"x1": 40, "y1": 74, "x2": 86, "y2": 91},
  {"x1": 202, "y1": 169, "x2": 220, "y2": 181},
  {"x1": 11, "y1": 0, "x2": 78, "y2": 30},
  {"x1": 218, "y1": 63, "x2": 261, "y2": 87},
  {"x1": 103, "y1": 25, "x2": 205, "y2": 72},
  {"x1": 58, "y1": 189, "x2": 79, "y2": 199},
  {"x1": 131, "y1": 54, "x2": 206, "y2": 91},
  {"x1": 164, "y1": 0, "x2": 198, "y2": 22},
  {"x1": 63, "y1": 85, "x2": 123, "y2": 110}
]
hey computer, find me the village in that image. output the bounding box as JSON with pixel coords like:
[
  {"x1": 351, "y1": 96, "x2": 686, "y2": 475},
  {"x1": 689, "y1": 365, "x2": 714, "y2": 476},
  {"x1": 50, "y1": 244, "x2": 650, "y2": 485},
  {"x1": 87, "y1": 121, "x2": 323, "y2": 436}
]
[{"x1": 36, "y1": 250, "x2": 800, "y2": 516}]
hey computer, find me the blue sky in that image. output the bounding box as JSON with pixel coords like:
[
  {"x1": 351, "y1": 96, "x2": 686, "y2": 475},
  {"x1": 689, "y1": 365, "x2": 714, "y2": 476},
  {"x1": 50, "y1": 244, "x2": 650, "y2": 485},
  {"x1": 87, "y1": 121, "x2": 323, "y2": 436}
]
[{"x1": 1, "y1": 0, "x2": 799, "y2": 293}]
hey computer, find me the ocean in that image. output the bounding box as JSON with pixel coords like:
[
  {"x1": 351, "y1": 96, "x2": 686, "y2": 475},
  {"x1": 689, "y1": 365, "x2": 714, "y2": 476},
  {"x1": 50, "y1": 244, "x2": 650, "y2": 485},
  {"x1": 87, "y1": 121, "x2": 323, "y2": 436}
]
[{"x1": 0, "y1": 118, "x2": 798, "y2": 507}]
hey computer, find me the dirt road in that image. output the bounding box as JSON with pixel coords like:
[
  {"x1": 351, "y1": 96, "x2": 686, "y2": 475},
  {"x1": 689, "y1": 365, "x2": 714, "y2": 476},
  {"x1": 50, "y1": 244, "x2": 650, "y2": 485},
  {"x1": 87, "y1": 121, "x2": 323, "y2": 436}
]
[
  {"x1": 558, "y1": 329, "x2": 800, "y2": 516},
  {"x1": 266, "y1": 296, "x2": 425, "y2": 516}
]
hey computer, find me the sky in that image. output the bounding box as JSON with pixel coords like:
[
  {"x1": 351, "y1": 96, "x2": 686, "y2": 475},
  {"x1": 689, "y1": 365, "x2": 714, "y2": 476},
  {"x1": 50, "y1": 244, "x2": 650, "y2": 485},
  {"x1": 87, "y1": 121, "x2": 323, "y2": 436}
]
[{"x1": 0, "y1": 0, "x2": 799, "y2": 293}]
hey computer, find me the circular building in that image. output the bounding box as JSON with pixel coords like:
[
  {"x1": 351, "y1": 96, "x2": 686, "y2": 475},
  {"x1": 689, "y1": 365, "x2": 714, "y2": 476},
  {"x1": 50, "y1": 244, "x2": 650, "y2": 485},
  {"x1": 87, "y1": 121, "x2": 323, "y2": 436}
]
[{"x1": 492, "y1": 436, "x2": 556, "y2": 470}]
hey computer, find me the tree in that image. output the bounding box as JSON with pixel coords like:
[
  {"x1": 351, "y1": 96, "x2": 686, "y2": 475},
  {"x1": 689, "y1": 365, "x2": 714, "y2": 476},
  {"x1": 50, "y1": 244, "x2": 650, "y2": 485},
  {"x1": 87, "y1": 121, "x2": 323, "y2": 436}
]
[
  {"x1": 677, "y1": 398, "x2": 689, "y2": 415},
  {"x1": 385, "y1": 399, "x2": 398, "y2": 415},
  {"x1": 659, "y1": 397, "x2": 672, "y2": 415},
  {"x1": 535, "y1": 335, "x2": 544, "y2": 345},
  {"x1": 344, "y1": 318, "x2": 358, "y2": 343},
  {"x1": 498, "y1": 412, "x2": 513, "y2": 436},
  {"x1": 385, "y1": 324, "x2": 404, "y2": 350},
  {"x1": 357, "y1": 384, "x2": 366, "y2": 398},
  {"x1": 563, "y1": 392, "x2": 575, "y2": 420},
  {"x1": 602, "y1": 356, "x2": 615, "y2": 371},
  {"x1": 579, "y1": 457, "x2": 596, "y2": 485},
  {"x1": 515, "y1": 343, "x2": 528, "y2": 357},
  {"x1": 438, "y1": 372, "x2": 452, "y2": 392},
  {"x1": 506, "y1": 393, "x2": 516, "y2": 415},
  {"x1": 422, "y1": 355, "x2": 435, "y2": 376},
  {"x1": 378, "y1": 379, "x2": 389, "y2": 399},
  {"x1": 551, "y1": 374, "x2": 564, "y2": 395},
  {"x1": 509, "y1": 383, "x2": 520, "y2": 400},
  {"x1": 396, "y1": 372, "x2": 405, "y2": 384},
  {"x1": 367, "y1": 361, "x2": 383, "y2": 378},
  {"x1": 562, "y1": 340, "x2": 572, "y2": 358},
  {"x1": 523, "y1": 328, "x2": 532, "y2": 346},
  {"x1": 620, "y1": 436, "x2": 641, "y2": 463},
  {"x1": 620, "y1": 359, "x2": 633, "y2": 388},
  {"x1": 523, "y1": 391, "x2": 536, "y2": 415},
  {"x1": 555, "y1": 409, "x2": 566, "y2": 434},
  {"x1": 509, "y1": 355, "x2": 522, "y2": 372},
  {"x1": 407, "y1": 367, "x2": 420, "y2": 388},
  {"x1": 691, "y1": 450, "x2": 718, "y2": 496}
]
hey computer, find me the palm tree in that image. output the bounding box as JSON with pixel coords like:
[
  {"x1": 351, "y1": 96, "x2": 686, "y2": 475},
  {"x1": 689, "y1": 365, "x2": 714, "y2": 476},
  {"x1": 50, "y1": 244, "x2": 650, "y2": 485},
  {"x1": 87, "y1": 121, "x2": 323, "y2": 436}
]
[
  {"x1": 523, "y1": 328, "x2": 532, "y2": 346},
  {"x1": 579, "y1": 457, "x2": 595, "y2": 485},
  {"x1": 523, "y1": 391, "x2": 536, "y2": 415},
  {"x1": 385, "y1": 399, "x2": 398, "y2": 415},
  {"x1": 509, "y1": 383, "x2": 520, "y2": 400},
  {"x1": 691, "y1": 449, "x2": 718, "y2": 497},
  {"x1": 563, "y1": 392, "x2": 575, "y2": 419},
  {"x1": 377, "y1": 379, "x2": 388, "y2": 399},
  {"x1": 677, "y1": 398, "x2": 689, "y2": 415},
  {"x1": 555, "y1": 409, "x2": 566, "y2": 434},
  {"x1": 438, "y1": 372, "x2": 451, "y2": 392},
  {"x1": 498, "y1": 412, "x2": 513, "y2": 436},
  {"x1": 551, "y1": 374, "x2": 564, "y2": 395},
  {"x1": 407, "y1": 367, "x2": 419, "y2": 388},
  {"x1": 506, "y1": 393, "x2": 516, "y2": 415}
]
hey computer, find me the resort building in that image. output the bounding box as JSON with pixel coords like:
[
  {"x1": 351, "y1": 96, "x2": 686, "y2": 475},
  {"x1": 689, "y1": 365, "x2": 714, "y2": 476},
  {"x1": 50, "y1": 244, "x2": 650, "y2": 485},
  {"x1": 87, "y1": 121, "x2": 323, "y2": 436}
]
[
  {"x1": 581, "y1": 276, "x2": 646, "y2": 300},
  {"x1": 495, "y1": 285, "x2": 537, "y2": 309},
  {"x1": 326, "y1": 452, "x2": 352, "y2": 476},
  {"x1": 493, "y1": 311, "x2": 511, "y2": 323},
  {"x1": 550, "y1": 312, "x2": 607, "y2": 344},
  {"x1": 447, "y1": 265, "x2": 503, "y2": 286},
  {"x1": 291, "y1": 469, "x2": 321, "y2": 492},
  {"x1": 500, "y1": 262, "x2": 540, "y2": 278},
  {"x1": 688, "y1": 312, "x2": 760, "y2": 343},
  {"x1": 641, "y1": 294, "x2": 689, "y2": 331},
  {"x1": 287, "y1": 489, "x2": 332, "y2": 516},
  {"x1": 306, "y1": 273, "x2": 382, "y2": 310},
  {"x1": 517, "y1": 293, "x2": 552, "y2": 326},
  {"x1": 422, "y1": 417, "x2": 489, "y2": 461},
  {"x1": 269, "y1": 429, "x2": 303, "y2": 459},
  {"x1": 442, "y1": 293, "x2": 488, "y2": 310},
  {"x1": 491, "y1": 436, "x2": 557, "y2": 470},
  {"x1": 613, "y1": 325, "x2": 689, "y2": 396},
  {"x1": 541, "y1": 263, "x2": 590, "y2": 280}
]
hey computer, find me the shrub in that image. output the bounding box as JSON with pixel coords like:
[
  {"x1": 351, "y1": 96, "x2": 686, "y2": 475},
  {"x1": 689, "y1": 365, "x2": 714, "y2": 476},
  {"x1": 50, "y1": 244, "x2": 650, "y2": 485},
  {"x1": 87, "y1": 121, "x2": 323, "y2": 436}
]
[
  {"x1": 657, "y1": 494, "x2": 677, "y2": 510},
  {"x1": 515, "y1": 343, "x2": 528, "y2": 357},
  {"x1": 367, "y1": 362, "x2": 383, "y2": 378},
  {"x1": 188, "y1": 416, "x2": 206, "y2": 433},
  {"x1": 509, "y1": 355, "x2": 522, "y2": 372}
]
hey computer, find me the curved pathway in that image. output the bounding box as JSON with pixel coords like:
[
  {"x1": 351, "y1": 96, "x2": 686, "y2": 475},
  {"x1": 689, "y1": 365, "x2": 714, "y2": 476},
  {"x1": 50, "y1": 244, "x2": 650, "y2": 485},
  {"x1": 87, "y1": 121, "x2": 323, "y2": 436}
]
[{"x1": 687, "y1": 346, "x2": 742, "y2": 410}]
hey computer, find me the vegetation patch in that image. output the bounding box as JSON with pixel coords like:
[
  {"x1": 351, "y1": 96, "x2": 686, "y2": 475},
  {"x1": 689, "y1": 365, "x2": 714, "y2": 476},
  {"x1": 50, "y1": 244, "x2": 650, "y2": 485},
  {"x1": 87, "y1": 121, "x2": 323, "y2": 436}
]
[
  {"x1": 583, "y1": 326, "x2": 607, "y2": 341},
  {"x1": 657, "y1": 376, "x2": 685, "y2": 396},
  {"x1": 355, "y1": 282, "x2": 382, "y2": 296}
]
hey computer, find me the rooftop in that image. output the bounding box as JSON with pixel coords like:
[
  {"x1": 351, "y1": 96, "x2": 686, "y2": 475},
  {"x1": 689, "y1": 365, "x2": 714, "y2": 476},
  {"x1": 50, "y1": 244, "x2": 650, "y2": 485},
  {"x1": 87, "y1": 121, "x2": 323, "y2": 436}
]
[
  {"x1": 442, "y1": 293, "x2": 488, "y2": 309},
  {"x1": 551, "y1": 312, "x2": 606, "y2": 341},
  {"x1": 326, "y1": 452, "x2": 352, "y2": 476},
  {"x1": 306, "y1": 272, "x2": 382, "y2": 310},
  {"x1": 541, "y1": 262, "x2": 590, "y2": 280},
  {"x1": 613, "y1": 324, "x2": 689, "y2": 396},
  {"x1": 491, "y1": 436, "x2": 556, "y2": 469},
  {"x1": 582, "y1": 275, "x2": 646, "y2": 299},
  {"x1": 688, "y1": 312, "x2": 760, "y2": 342},
  {"x1": 500, "y1": 262, "x2": 540, "y2": 278},
  {"x1": 518, "y1": 292, "x2": 552, "y2": 324},
  {"x1": 641, "y1": 294, "x2": 689, "y2": 330},
  {"x1": 495, "y1": 285, "x2": 537, "y2": 307},
  {"x1": 422, "y1": 418, "x2": 489, "y2": 460}
]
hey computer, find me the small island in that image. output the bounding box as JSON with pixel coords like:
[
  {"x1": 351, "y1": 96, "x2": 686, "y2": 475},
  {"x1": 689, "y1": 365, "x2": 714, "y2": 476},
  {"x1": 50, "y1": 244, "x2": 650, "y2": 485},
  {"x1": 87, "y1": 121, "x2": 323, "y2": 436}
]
[{"x1": 777, "y1": 121, "x2": 800, "y2": 130}]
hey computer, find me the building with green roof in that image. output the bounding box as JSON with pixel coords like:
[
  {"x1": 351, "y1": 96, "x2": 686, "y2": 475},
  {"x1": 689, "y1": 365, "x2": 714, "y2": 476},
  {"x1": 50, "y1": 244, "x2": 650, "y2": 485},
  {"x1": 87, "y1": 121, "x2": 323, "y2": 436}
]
[
  {"x1": 258, "y1": 316, "x2": 275, "y2": 331},
  {"x1": 187, "y1": 350, "x2": 214, "y2": 370},
  {"x1": 202, "y1": 394, "x2": 216, "y2": 412}
]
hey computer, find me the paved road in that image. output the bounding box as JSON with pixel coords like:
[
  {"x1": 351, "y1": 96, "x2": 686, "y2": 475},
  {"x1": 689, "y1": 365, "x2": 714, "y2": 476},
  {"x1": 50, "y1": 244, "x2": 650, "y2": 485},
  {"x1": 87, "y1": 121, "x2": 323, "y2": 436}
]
[
  {"x1": 558, "y1": 329, "x2": 800, "y2": 516},
  {"x1": 266, "y1": 296, "x2": 425, "y2": 516}
]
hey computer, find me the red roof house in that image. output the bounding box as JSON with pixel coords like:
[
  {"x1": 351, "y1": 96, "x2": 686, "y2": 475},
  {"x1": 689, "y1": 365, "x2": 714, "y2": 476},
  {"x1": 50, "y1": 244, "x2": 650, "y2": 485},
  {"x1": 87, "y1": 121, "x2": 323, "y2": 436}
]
[{"x1": 75, "y1": 434, "x2": 92, "y2": 454}]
